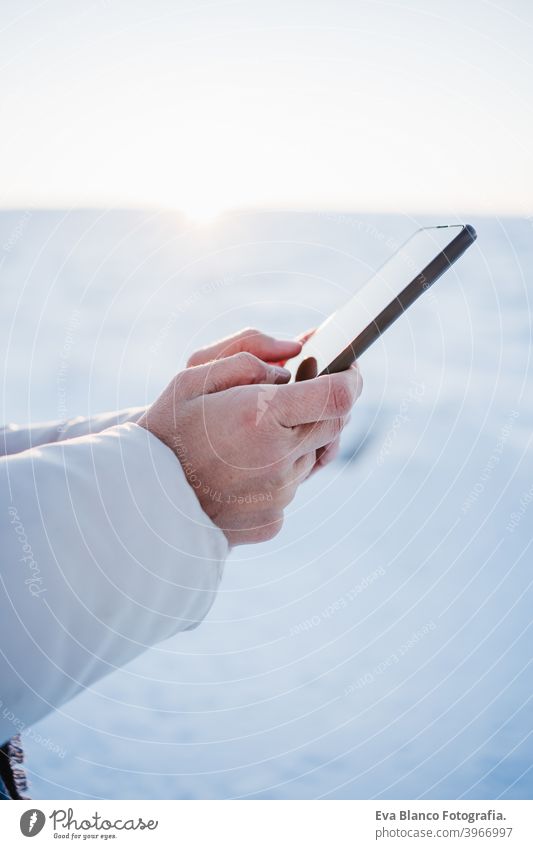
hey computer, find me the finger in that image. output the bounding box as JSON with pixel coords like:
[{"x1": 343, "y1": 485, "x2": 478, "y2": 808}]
[
  {"x1": 188, "y1": 328, "x2": 302, "y2": 366},
  {"x1": 273, "y1": 365, "x2": 363, "y2": 426},
  {"x1": 276, "y1": 329, "x2": 316, "y2": 367},
  {"x1": 293, "y1": 451, "x2": 316, "y2": 482},
  {"x1": 296, "y1": 327, "x2": 316, "y2": 345},
  {"x1": 291, "y1": 417, "x2": 345, "y2": 454},
  {"x1": 177, "y1": 352, "x2": 290, "y2": 398},
  {"x1": 294, "y1": 356, "x2": 318, "y2": 382},
  {"x1": 309, "y1": 413, "x2": 350, "y2": 463},
  {"x1": 313, "y1": 436, "x2": 341, "y2": 473}
]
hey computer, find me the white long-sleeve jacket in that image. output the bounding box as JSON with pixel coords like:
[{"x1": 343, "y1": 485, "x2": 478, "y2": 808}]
[{"x1": 0, "y1": 409, "x2": 228, "y2": 743}]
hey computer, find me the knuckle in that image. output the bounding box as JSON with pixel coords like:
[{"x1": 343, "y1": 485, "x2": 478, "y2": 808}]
[
  {"x1": 186, "y1": 351, "x2": 202, "y2": 367},
  {"x1": 331, "y1": 376, "x2": 356, "y2": 415},
  {"x1": 236, "y1": 327, "x2": 260, "y2": 348},
  {"x1": 236, "y1": 351, "x2": 262, "y2": 373},
  {"x1": 239, "y1": 326, "x2": 259, "y2": 339}
]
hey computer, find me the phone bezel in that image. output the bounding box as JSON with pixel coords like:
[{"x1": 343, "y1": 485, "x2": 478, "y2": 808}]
[{"x1": 311, "y1": 224, "x2": 477, "y2": 376}]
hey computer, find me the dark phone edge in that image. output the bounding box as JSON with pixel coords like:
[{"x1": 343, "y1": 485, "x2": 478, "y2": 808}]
[{"x1": 320, "y1": 224, "x2": 477, "y2": 375}]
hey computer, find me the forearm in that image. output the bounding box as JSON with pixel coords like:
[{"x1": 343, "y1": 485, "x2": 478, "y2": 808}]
[
  {"x1": 1, "y1": 407, "x2": 147, "y2": 457},
  {"x1": 0, "y1": 422, "x2": 227, "y2": 741}
]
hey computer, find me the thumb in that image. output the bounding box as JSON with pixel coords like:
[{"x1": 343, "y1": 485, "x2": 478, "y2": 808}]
[{"x1": 178, "y1": 352, "x2": 291, "y2": 398}]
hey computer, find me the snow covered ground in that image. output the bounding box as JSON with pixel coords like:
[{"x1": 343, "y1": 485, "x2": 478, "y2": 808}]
[{"x1": 1, "y1": 209, "x2": 531, "y2": 799}]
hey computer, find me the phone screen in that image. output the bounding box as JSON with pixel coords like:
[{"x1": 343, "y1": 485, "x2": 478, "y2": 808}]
[{"x1": 287, "y1": 225, "x2": 474, "y2": 380}]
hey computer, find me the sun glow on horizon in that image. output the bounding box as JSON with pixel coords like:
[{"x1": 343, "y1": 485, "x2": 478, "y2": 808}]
[
  {"x1": 0, "y1": 2, "x2": 531, "y2": 215},
  {"x1": 181, "y1": 200, "x2": 226, "y2": 224}
]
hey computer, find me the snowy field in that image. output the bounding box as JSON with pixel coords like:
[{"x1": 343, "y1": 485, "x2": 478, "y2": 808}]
[{"x1": 1, "y1": 209, "x2": 531, "y2": 800}]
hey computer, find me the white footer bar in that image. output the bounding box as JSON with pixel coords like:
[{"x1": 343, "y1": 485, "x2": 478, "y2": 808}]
[{"x1": 2, "y1": 799, "x2": 531, "y2": 848}]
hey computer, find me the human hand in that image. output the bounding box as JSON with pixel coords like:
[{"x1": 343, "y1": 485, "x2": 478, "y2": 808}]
[
  {"x1": 138, "y1": 344, "x2": 362, "y2": 545},
  {"x1": 187, "y1": 327, "x2": 302, "y2": 368},
  {"x1": 188, "y1": 327, "x2": 342, "y2": 473}
]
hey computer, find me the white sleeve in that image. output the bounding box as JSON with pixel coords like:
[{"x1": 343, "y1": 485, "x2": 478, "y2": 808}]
[
  {"x1": 0, "y1": 422, "x2": 228, "y2": 741},
  {"x1": 1, "y1": 407, "x2": 146, "y2": 456}
]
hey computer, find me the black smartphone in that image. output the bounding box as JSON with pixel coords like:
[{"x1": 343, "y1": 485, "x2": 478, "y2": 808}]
[{"x1": 288, "y1": 224, "x2": 477, "y2": 380}]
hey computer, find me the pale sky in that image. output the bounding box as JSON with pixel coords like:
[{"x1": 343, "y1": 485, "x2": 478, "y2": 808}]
[{"x1": 1, "y1": 0, "x2": 532, "y2": 216}]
